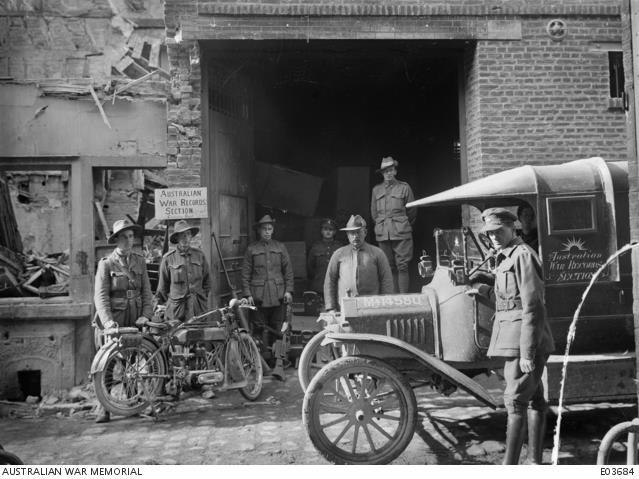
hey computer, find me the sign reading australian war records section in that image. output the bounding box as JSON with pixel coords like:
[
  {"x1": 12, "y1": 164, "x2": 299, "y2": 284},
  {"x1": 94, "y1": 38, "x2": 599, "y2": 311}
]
[{"x1": 155, "y1": 187, "x2": 208, "y2": 220}]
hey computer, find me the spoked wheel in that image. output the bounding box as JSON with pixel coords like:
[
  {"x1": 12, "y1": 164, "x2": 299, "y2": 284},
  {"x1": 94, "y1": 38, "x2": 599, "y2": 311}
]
[
  {"x1": 238, "y1": 332, "x2": 264, "y2": 401},
  {"x1": 0, "y1": 446, "x2": 23, "y2": 465},
  {"x1": 93, "y1": 337, "x2": 167, "y2": 416},
  {"x1": 303, "y1": 356, "x2": 417, "y2": 465},
  {"x1": 298, "y1": 330, "x2": 345, "y2": 392}
]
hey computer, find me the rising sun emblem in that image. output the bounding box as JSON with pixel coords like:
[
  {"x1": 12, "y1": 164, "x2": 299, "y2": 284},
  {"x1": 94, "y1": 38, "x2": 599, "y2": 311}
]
[{"x1": 561, "y1": 237, "x2": 587, "y2": 252}]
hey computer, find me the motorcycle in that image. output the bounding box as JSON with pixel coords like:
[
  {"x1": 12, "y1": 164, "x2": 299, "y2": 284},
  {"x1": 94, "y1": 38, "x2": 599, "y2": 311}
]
[{"x1": 91, "y1": 298, "x2": 263, "y2": 418}]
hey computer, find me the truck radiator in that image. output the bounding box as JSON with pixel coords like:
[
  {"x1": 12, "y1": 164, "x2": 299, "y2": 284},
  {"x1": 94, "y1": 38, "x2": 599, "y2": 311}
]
[{"x1": 386, "y1": 317, "x2": 429, "y2": 346}]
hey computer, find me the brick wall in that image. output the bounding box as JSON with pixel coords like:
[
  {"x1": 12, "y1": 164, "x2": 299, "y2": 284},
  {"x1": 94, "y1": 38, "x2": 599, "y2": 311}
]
[
  {"x1": 165, "y1": 39, "x2": 202, "y2": 188},
  {"x1": 164, "y1": 1, "x2": 627, "y2": 225},
  {"x1": 466, "y1": 17, "x2": 627, "y2": 181}
]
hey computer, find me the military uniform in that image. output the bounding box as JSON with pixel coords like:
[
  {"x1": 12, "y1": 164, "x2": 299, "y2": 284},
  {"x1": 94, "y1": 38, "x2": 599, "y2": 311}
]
[
  {"x1": 324, "y1": 242, "x2": 394, "y2": 312},
  {"x1": 94, "y1": 249, "x2": 153, "y2": 328},
  {"x1": 371, "y1": 179, "x2": 416, "y2": 292},
  {"x1": 487, "y1": 236, "x2": 554, "y2": 410},
  {"x1": 479, "y1": 207, "x2": 555, "y2": 465},
  {"x1": 307, "y1": 239, "x2": 342, "y2": 293},
  {"x1": 155, "y1": 247, "x2": 210, "y2": 322},
  {"x1": 241, "y1": 239, "x2": 294, "y2": 346}
]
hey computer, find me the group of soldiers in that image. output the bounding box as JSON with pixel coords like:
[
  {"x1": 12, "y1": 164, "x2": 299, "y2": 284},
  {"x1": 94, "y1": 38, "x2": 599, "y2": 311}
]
[{"x1": 92, "y1": 156, "x2": 554, "y2": 467}]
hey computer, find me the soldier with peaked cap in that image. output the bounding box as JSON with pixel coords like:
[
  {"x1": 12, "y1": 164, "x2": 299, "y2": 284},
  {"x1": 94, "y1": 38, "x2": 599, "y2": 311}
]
[
  {"x1": 324, "y1": 215, "x2": 394, "y2": 312},
  {"x1": 371, "y1": 156, "x2": 416, "y2": 293},
  {"x1": 93, "y1": 218, "x2": 154, "y2": 423},
  {"x1": 154, "y1": 220, "x2": 211, "y2": 322},
  {"x1": 241, "y1": 215, "x2": 294, "y2": 351},
  {"x1": 307, "y1": 218, "x2": 343, "y2": 294},
  {"x1": 469, "y1": 207, "x2": 554, "y2": 464}
]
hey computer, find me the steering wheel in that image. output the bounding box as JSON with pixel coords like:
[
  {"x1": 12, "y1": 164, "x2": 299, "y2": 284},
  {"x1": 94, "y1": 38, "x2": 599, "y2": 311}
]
[{"x1": 477, "y1": 232, "x2": 492, "y2": 251}]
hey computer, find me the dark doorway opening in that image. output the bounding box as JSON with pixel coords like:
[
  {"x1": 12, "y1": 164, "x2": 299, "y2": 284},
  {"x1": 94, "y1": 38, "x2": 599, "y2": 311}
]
[
  {"x1": 17, "y1": 369, "x2": 41, "y2": 400},
  {"x1": 204, "y1": 40, "x2": 463, "y2": 293}
]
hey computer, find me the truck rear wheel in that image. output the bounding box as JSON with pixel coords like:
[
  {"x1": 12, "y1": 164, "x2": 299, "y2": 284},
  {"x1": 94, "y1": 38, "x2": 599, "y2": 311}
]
[{"x1": 303, "y1": 356, "x2": 417, "y2": 464}]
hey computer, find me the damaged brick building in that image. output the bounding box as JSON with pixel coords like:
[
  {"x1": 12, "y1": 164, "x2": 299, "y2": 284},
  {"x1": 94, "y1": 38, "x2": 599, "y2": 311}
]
[
  {"x1": 1, "y1": 0, "x2": 639, "y2": 400},
  {"x1": 0, "y1": 0, "x2": 169, "y2": 398}
]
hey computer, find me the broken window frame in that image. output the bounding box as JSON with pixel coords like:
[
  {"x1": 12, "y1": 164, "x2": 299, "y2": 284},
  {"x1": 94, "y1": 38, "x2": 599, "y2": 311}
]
[{"x1": 0, "y1": 159, "x2": 74, "y2": 303}]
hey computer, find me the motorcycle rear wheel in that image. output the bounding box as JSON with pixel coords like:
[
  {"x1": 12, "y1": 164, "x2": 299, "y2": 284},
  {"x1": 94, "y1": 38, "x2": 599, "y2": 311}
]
[
  {"x1": 238, "y1": 332, "x2": 263, "y2": 401},
  {"x1": 93, "y1": 337, "x2": 167, "y2": 416}
]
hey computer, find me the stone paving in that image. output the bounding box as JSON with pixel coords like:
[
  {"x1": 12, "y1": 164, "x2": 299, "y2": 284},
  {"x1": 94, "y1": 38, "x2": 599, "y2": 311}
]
[{"x1": 0, "y1": 371, "x2": 636, "y2": 465}]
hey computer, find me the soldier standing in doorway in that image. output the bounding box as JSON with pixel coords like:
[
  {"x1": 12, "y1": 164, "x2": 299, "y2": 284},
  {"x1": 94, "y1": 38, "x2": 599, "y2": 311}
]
[
  {"x1": 241, "y1": 215, "x2": 294, "y2": 365},
  {"x1": 154, "y1": 220, "x2": 211, "y2": 322},
  {"x1": 371, "y1": 156, "x2": 416, "y2": 293},
  {"x1": 93, "y1": 218, "x2": 154, "y2": 423},
  {"x1": 307, "y1": 218, "x2": 342, "y2": 294}
]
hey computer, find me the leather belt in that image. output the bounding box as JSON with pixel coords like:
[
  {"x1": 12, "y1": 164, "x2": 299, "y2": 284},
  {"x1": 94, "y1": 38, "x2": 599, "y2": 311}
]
[
  {"x1": 496, "y1": 298, "x2": 522, "y2": 311},
  {"x1": 111, "y1": 290, "x2": 139, "y2": 299}
]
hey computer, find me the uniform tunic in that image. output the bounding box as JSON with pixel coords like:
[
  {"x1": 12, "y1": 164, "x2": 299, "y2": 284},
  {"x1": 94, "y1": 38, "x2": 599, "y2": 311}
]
[
  {"x1": 94, "y1": 249, "x2": 153, "y2": 328},
  {"x1": 155, "y1": 247, "x2": 211, "y2": 322},
  {"x1": 370, "y1": 179, "x2": 416, "y2": 272},
  {"x1": 307, "y1": 239, "x2": 342, "y2": 294},
  {"x1": 241, "y1": 239, "x2": 294, "y2": 348},
  {"x1": 485, "y1": 236, "x2": 555, "y2": 413},
  {"x1": 241, "y1": 239, "x2": 294, "y2": 306},
  {"x1": 323, "y1": 242, "x2": 394, "y2": 311}
]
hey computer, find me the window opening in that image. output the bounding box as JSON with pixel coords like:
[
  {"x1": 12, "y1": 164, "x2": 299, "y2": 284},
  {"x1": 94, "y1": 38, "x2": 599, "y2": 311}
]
[
  {"x1": 608, "y1": 51, "x2": 624, "y2": 99},
  {"x1": 547, "y1": 196, "x2": 597, "y2": 235},
  {"x1": 0, "y1": 170, "x2": 70, "y2": 299}
]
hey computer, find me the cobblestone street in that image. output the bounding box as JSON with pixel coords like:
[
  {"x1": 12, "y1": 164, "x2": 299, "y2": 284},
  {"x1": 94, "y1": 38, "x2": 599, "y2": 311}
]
[{"x1": 1, "y1": 372, "x2": 635, "y2": 465}]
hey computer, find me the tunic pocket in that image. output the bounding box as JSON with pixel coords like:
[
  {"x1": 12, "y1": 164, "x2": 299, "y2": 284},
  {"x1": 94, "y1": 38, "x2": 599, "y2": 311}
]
[
  {"x1": 110, "y1": 271, "x2": 128, "y2": 291},
  {"x1": 189, "y1": 260, "x2": 203, "y2": 283},
  {"x1": 250, "y1": 279, "x2": 265, "y2": 300},
  {"x1": 169, "y1": 264, "x2": 186, "y2": 283},
  {"x1": 494, "y1": 313, "x2": 522, "y2": 350}
]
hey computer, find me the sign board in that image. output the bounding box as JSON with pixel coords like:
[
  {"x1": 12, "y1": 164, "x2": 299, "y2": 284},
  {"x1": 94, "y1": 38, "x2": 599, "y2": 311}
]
[{"x1": 155, "y1": 187, "x2": 208, "y2": 220}]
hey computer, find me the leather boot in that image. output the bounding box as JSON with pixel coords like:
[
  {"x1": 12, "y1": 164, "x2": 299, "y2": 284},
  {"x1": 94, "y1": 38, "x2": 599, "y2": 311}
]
[
  {"x1": 527, "y1": 409, "x2": 547, "y2": 464},
  {"x1": 503, "y1": 413, "x2": 526, "y2": 465},
  {"x1": 95, "y1": 404, "x2": 110, "y2": 423},
  {"x1": 398, "y1": 270, "x2": 410, "y2": 293}
]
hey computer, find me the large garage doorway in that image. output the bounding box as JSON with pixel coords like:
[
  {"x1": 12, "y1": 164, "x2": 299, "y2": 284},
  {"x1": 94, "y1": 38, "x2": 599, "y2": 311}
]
[{"x1": 203, "y1": 40, "x2": 464, "y2": 302}]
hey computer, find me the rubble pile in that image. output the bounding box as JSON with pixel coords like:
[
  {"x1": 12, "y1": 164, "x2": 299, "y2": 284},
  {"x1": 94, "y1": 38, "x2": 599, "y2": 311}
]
[
  {"x1": 0, "y1": 246, "x2": 70, "y2": 299},
  {"x1": 0, "y1": 173, "x2": 70, "y2": 298},
  {"x1": 0, "y1": 384, "x2": 97, "y2": 419}
]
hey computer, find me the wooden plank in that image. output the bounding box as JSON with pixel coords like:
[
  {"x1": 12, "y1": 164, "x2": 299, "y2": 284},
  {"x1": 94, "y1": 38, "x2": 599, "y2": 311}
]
[
  {"x1": 114, "y1": 55, "x2": 134, "y2": 75},
  {"x1": 94, "y1": 201, "x2": 110, "y2": 240},
  {"x1": 148, "y1": 40, "x2": 161, "y2": 69},
  {"x1": 88, "y1": 86, "x2": 112, "y2": 129},
  {"x1": 131, "y1": 37, "x2": 145, "y2": 60}
]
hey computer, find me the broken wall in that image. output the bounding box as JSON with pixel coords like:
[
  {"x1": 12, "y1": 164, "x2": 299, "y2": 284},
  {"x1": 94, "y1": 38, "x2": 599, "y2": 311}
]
[{"x1": 0, "y1": 0, "x2": 170, "y2": 395}]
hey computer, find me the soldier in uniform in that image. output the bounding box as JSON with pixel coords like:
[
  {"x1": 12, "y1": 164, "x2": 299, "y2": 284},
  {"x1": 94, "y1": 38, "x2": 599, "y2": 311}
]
[
  {"x1": 517, "y1": 204, "x2": 539, "y2": 251},
  {"x1": 371, "y1": 156, "x2": 416, "y2": 293},
  {"x1": 155, "y1": 220, "x2": 211, "y2": 322},
  {"x1": 241, "y1": 215, "x2": 294, "y2": 354},
  {"x1": 307, "y1": 218, "x2": 342, "y2": 294},
  {"x1": 324, "y1": 215, "x2": 394, "y2": 312},
  {"x1": 470, "y1": 208, "x2": 554, "y2": 464},
  {"x1": 93, "y1": 218, "x2": 154, "y2": 423}
]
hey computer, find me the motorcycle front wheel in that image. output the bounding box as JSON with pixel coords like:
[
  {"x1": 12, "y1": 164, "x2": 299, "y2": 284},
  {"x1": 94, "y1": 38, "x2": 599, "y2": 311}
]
[
  {"x1": 93, "y1": 337, "x2": 167, "y2": 416},
  {"x1": 238, "y1": 332, "x2": 263, "y2": 401}
]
